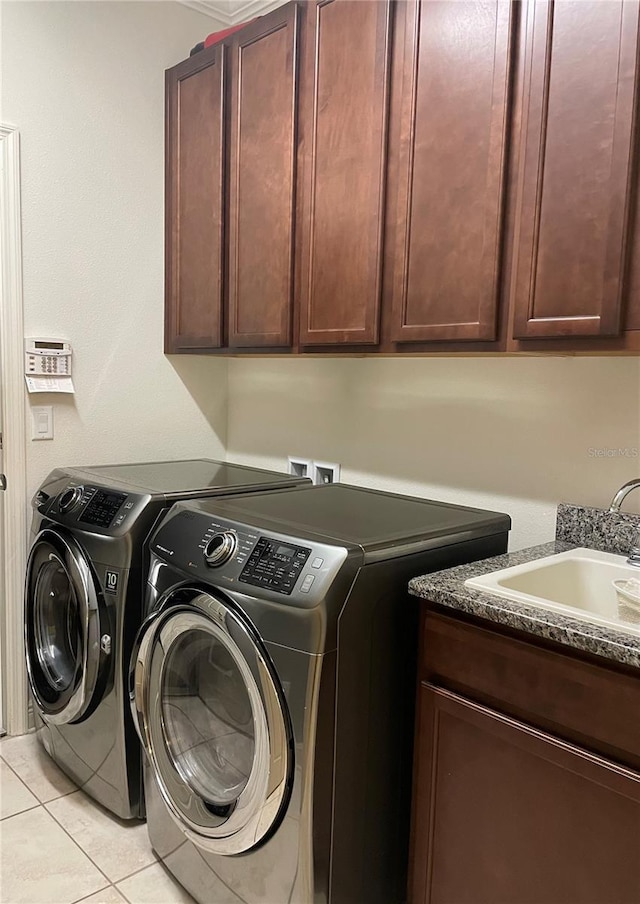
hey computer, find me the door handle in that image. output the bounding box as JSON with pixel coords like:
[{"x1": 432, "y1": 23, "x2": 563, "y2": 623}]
[{"x1": 0, "y1": 474, "x2": 6, "y2": 490}]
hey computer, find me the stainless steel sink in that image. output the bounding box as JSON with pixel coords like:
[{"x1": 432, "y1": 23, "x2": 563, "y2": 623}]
[{"x1": 465, "y1": 548, "x2": 640, "y2": 636}]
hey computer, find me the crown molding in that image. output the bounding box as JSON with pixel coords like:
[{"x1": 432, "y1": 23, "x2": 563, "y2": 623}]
[
  {"x1": 180, "y1": 1, "x2": 231, "y2": 26},
  {"x1": 179, "y1": 0, "x2": 286, "y2": 27}
]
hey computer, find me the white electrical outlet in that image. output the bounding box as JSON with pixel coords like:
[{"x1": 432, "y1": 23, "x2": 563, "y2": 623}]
[
  {"x1": 287, "y1": 456, "x2": 312, "y2": 479},
  {"x1": 312, "y1": 461, "x2": 340, "y2": 485}
]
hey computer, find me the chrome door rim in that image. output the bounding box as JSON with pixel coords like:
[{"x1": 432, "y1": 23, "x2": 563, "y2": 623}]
[
  {"x1": 132, "y1": 592, "x2": 292, "y2": 854},
  {"x1": 25, "y1": 529, "x2": 102, "y2": 724}
]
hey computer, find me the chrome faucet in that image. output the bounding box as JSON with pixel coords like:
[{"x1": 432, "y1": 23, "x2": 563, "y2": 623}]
[
  {"x1": 608, "y1": 479, "x2": 640, "y2": 513},
  {"x1": 608, "y1": 479, "x2": 640, "y2": 567}
]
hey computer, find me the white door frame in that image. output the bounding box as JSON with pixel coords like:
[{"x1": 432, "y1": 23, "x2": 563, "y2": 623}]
[{"x1": 0, "y1": 123, "x2": 29, "y2": 735}]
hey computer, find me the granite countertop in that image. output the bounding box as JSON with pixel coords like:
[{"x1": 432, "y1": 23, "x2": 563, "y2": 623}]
[{"x1": 409, "y1": 503, "x2": 640, "y2": 669}]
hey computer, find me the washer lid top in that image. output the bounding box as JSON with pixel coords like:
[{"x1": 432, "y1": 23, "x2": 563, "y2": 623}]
[
  {"x1": 67, "y1": 459, "x2": 305, "y2": 499},
  {"x1": 183, "y1": 483, "x2": 511, "y2": 556}
]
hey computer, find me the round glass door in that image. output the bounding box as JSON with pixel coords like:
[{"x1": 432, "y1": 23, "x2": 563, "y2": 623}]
[
  {"x1": 161, "y1": 627, "x2": 255, "y2": 811},
  {"x1": 134, "y1": 594, "x2": 292, "y2": 854},
  {"x1": 33, "y1": 556, "x2": 82, "y2": 695},
  {"x1": 25, "y1": 529, "x2": 105, "y2": 724}
]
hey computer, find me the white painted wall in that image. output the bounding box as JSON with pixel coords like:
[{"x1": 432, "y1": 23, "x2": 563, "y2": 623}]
[
  {"x1": 227, "y1": 357, "x2": 640, "y2": 551},
  {"x1": 1, "y1": 1, "x2": 228, "y2": 501}
]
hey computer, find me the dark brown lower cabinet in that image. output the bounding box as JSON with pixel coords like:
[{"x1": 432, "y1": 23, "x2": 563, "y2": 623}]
[{"x1": 410, "y1": 614, "x2": 640, "y2": 904}]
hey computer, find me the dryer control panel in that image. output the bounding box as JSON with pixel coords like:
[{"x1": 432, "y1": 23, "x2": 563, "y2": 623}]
[
  {"x1": 149, "y1": 506, "x2": 351, "y2": 608},
  {"x1": 238, "y1": 537, "x2": 311, "y2": 595}
]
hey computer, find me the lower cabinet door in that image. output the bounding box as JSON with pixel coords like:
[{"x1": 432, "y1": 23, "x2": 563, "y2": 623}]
[{"x1": 410, "y1": 684, "x2": 640, "y2": 904}]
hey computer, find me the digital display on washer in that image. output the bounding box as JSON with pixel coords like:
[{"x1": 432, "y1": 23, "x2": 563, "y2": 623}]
[
  {"x1": 239, "y1": 536, "x2": 311, "y2": 595},
  {"x1": 78, "y1": 490, "x2": 127, "y2": 528}
]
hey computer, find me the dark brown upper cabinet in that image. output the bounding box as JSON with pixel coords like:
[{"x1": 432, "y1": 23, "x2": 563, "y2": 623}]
[
  {"x1": 165, "y1": 3, "x2": 300, "y2": 354},
  {"x1": 227, "y1": 5, "x2": 300, "y2": 348},
  {"x1": 297, "y1": 0, "x2": 392, "y2": 346},
  {"x1": 390, "y1": 0, "x2": 515, "y2": 343},
  {"x1": 164, "y1": 0, "x2": 640, "y2": 356},
  {"x1": 165, "y1": 45, "x2": 226, "y2": 353},
  {"x1": 511, "y1": 0, "x2": 640, "y2": 340}
]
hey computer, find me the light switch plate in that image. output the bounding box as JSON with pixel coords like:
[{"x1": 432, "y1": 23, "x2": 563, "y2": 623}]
[{"x1": 31, "y1": 405, "x2": 53, "y2": 440}]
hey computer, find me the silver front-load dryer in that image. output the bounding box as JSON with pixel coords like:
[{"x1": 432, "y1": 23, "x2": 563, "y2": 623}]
[
  {"x1": 24, "y1": 459, "x2": 308, "y2": 820},
  {"x1": 132, "y1": 484, "x2": 510, "y2": 902}
]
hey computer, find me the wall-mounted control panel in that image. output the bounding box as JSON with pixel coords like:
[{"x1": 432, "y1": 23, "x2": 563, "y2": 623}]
[{"x1": 25, "y1": 338, "x2": 72, "y2": 376}]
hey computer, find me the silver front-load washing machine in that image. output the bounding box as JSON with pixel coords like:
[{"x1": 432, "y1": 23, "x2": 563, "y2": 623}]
[
  {"x1": 131, "y1": 483, "x2": 510, "y2": 902},
  {"x1": 24, "y1": 459, "x2": 308, "y2": 820}
]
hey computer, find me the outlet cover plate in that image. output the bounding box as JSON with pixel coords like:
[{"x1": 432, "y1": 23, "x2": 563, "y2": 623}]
[
  {"x1": 312, "y1": 461, "x2": 340, "y2": 485},
  {"x1": 287, "y1": 456, "x2": 311, "y2": 479}
]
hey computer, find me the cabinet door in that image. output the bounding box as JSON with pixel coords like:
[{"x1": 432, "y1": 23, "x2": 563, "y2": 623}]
[
  {"x1": 511, "y1": 0, "x2": 640, "y2": 340},
  {"x1": 391, "y1": 1, "x2": 514, "y2": 343},
  {"x1": 297, "y1": 0, "x2": 392, "y2": 346},
  {"x1": 410, "y1": 684, "x2": 640, "y2": 904},
  {"x1": 165, "y1": 47, "x2": 226, "y2": 352},
  {"x1": 228, "y1": 4, "x2": 300, "y2": 348}
]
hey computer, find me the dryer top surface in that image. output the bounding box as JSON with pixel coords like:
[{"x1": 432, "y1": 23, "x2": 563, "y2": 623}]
[
  {"x1": 61, "y1": 459, "x2": 306, "y2": 499},
  {"x1": 183, "y1": 483, "x2": 511, "y2": 556}
]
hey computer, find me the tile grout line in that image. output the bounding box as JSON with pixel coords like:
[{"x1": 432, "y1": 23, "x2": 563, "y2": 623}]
[
  {"x1": 112, "y1": 851, "x2": 163, "y2": 887},
  {"x1": 69, "y1": 882, "x2": 118, "y2": 904},
  {"x1": 1, "y1": 740, "x2": 83, "y2": 806},
  {"x1": 0, "y1": 756, "x2": 42, "y2": 820},
  {"x1": 44, "y1": 791, "x2": 162, "y2": 888},
  {"x1": 0, "y1": 797, "x2": 113, "y2": 904},
  {"x1": 117, "y1": 859, "x2": 198, "y2": 904},
  {"x1": 2, "y1": 743, "x2": 164, "y2": 903},
  {"x1": 44, "y1": 796, "x2": 116, "y2": 891}
]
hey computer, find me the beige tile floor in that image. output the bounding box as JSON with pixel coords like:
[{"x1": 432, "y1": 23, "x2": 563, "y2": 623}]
[{"x1": 0, "y1": 732, "x2": 196, "y2": 904}]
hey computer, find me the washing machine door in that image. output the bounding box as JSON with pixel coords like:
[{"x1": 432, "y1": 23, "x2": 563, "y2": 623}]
[
  {"x1": 132, "y1": 590, "x2": 293, "y2": 855},
  {"x1": 25, "y1": 528, "x2": 109, "y2": 724}
]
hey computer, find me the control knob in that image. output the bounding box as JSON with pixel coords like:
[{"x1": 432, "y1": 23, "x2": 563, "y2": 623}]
[
  {"x1": 58, "y1": 485, "x2": 83, "y2": 513},
  {"x1": 203, "y1": 531, "x2": 237, "y2": 567}
]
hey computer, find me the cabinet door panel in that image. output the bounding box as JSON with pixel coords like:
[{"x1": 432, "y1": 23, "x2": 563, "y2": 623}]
[
  {"x1": 512, "y1": 0, "x2": 640, "y2": 339},
  {"x1": 228, "y1": 4, "x2": 299, "y2": 348},
  {"x1": 392, "y1": 1, "x2": 514, "y2": 343},
  {"x1": 410, "y1": 684, "x2": 640, "y2": 904},
  {"x1": 165, "y1": 48, "x2": 226, "y2": 352},
  {"x1": 298, "y1": 0, "x2": 391, "y2": 346},
  {"x1": 621, "y1": 164, "x2": 640, "y2": 331}
]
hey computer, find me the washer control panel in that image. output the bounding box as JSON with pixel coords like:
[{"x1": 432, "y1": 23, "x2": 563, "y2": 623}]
[
  {"x1": 238, "y1": 537, "x2": 311, "y2": 595},
  {"x1": 43, "y1": 480, "x2": 143, "y2": 533},
  {"x1": 78, "y1": 488, "x2": 127, "y2": 528}
]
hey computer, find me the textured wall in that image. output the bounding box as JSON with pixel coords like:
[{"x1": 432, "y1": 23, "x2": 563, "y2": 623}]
[
  {"x1": 226, "y1": 357, "x2": 640, "y2": 551},
  {"x1": 1, "y1": 1, "x2": 228, "y2": 500}
]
